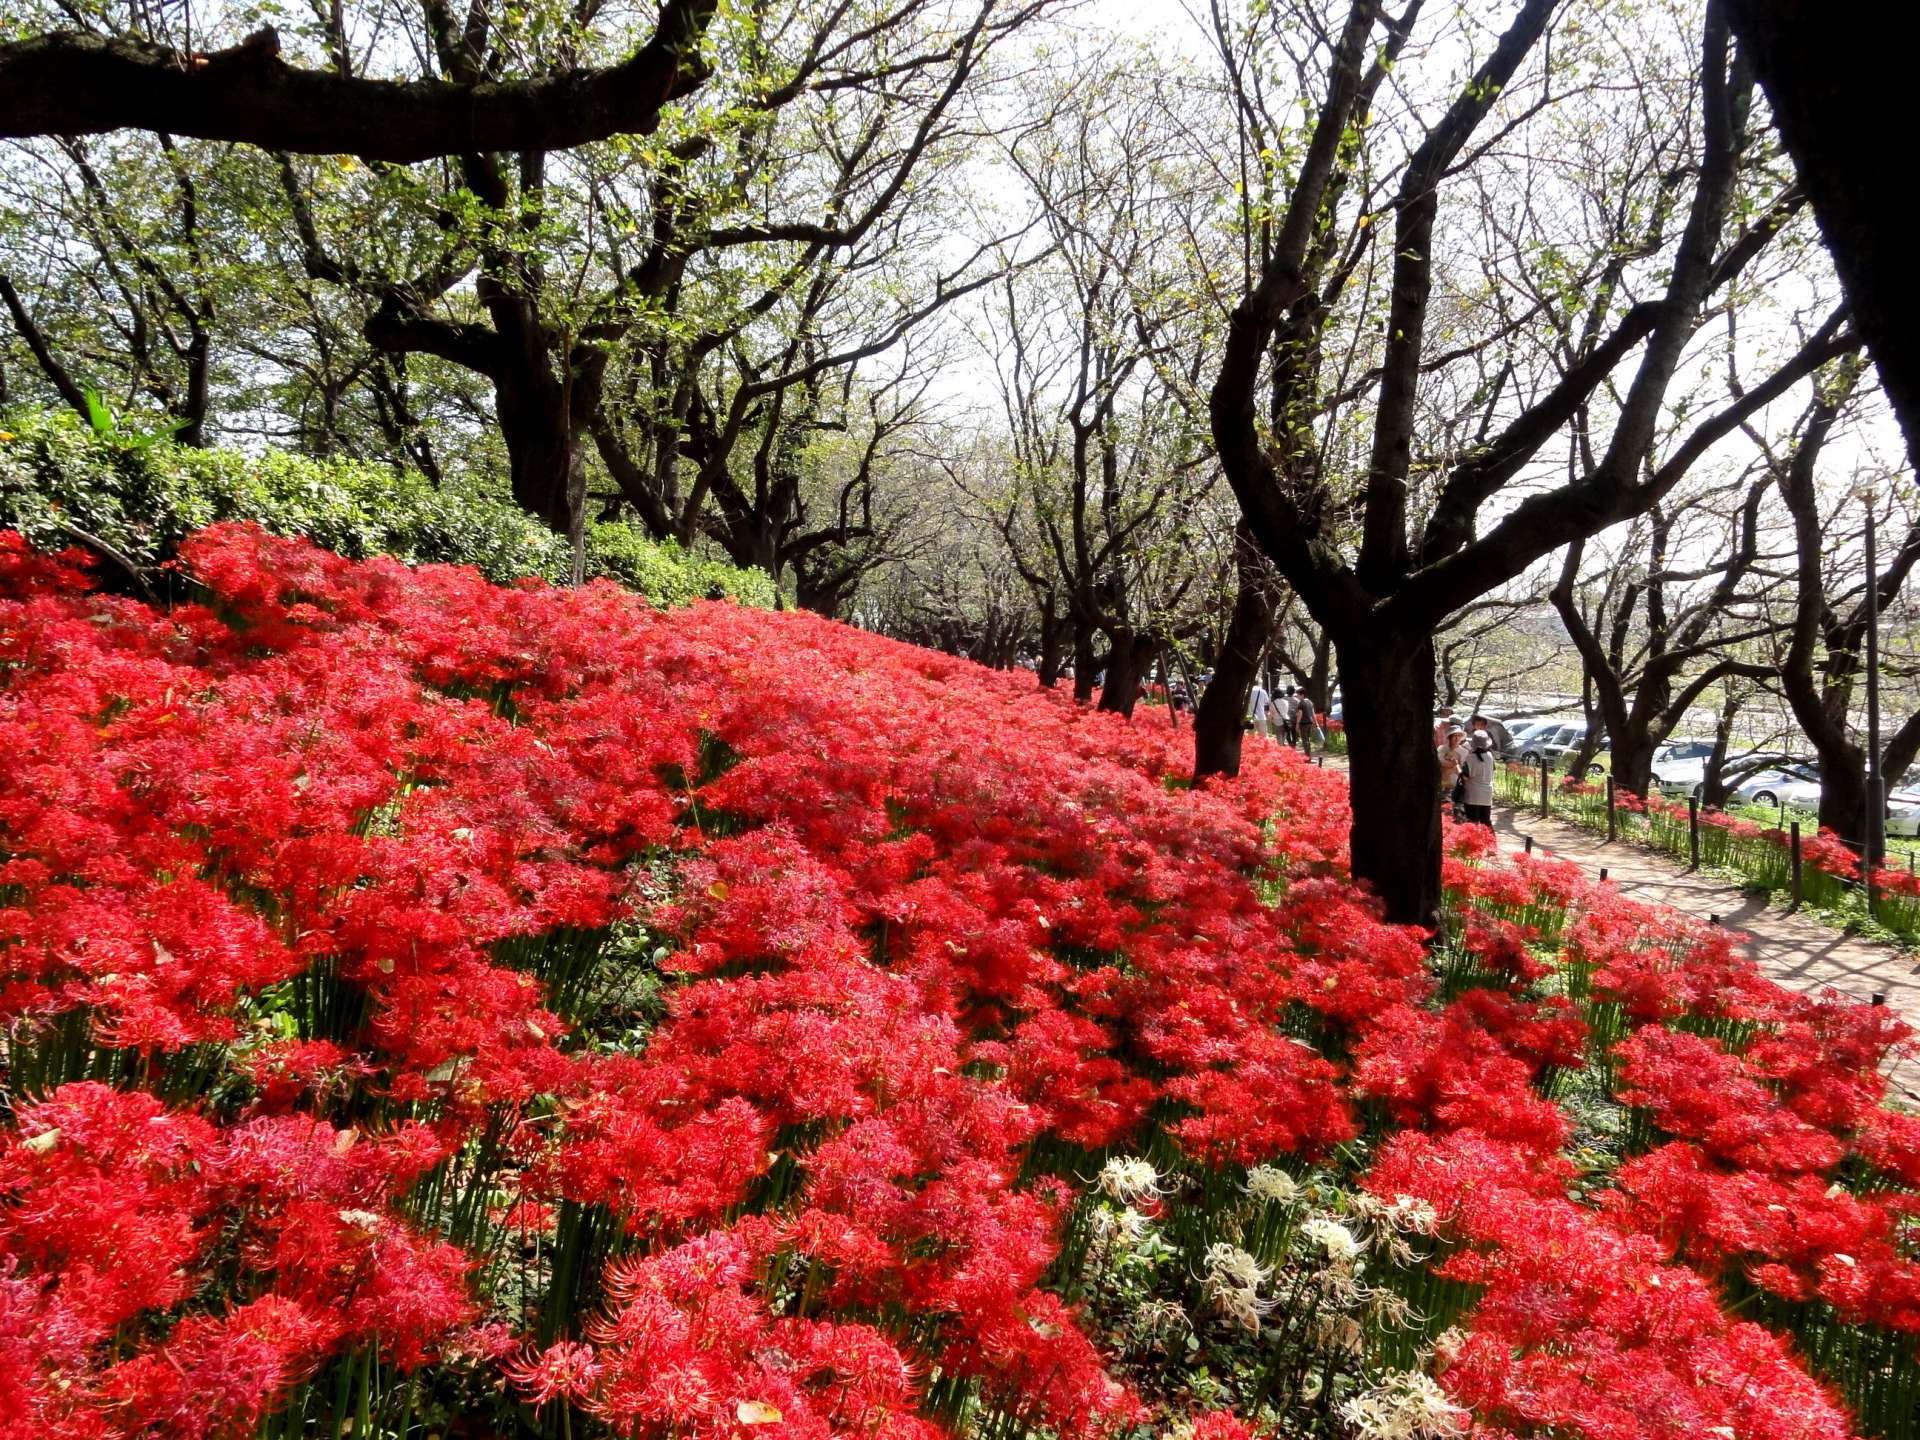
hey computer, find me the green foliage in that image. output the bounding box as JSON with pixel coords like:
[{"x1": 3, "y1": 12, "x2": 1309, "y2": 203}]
[{"x1": 0, "y1": 409, "x2": 773, "y2": 607}]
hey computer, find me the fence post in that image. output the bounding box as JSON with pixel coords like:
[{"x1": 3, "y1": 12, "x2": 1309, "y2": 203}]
[
  {"x1": 1606, "y1": 774, "x2": 1617, "y2": 841},
  {"x1": 1688, "y1": 796, "x2": 1701, "y2": 871},
  {"x1": 1539, "y1": 759, "x2": 1549, "y2": 818},
  {"x1": 1599, "y1": 867, "x2": 1609, "y2": 882},
  {"x1": 1789, "y1": 820, "x2": 1802, "y2": 913},
  {"x1": 1524, "y1": 835, "x2": 1534, "y2": 854}
]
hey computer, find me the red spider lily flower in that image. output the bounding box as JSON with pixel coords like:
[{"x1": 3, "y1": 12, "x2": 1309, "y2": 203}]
[{"x1": 4, "y1": 523, "x2": 1910, "y2": 1439}]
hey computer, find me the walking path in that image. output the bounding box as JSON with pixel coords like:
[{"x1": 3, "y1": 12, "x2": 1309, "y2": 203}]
[
  {"x1": 1309, "y1": 751, "x2": 1920, "y2": 1101},
  {"x1": 1494, "y1": 803, "x2": 1920, "y2": 1102}
]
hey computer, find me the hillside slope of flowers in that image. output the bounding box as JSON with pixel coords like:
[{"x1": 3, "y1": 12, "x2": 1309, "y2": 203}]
[{"x1": 1, "y1": 525, "x2": 1916, "y2": 1440}]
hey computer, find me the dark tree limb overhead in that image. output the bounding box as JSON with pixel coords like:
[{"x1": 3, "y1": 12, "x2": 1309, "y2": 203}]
[
  {"x1": 0, "y1": 0, "x2": 716, "y2": 161},
  {"x1": 1724, "y1": 0, "x2": 1920, "y2": 470}
]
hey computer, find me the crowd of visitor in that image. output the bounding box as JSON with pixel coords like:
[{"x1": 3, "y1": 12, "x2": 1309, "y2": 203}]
[
  {"x1": 1434, "y1": 707, "x2": 1497, "y2": 828},
  {"x1": 1246, "y1": 680, "x2": 1323, "y2": 755}
]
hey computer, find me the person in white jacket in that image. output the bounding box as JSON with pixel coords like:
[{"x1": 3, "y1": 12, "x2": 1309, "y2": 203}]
[{"x1": 1460, "y1": 731, "x2": 1497, "y2": 827}]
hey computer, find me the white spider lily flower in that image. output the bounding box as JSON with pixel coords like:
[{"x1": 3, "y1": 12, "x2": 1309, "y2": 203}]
[
  {"x1": 1097, "y1": 1156, "x2": 1165, "y2": 1205},
  {"x1": 1369, "y1": 1289, "x2": 1422, "y2": 1330},
  {"x1": 1381, "y1": 1194, "x2": 1439, "y2": 1235},
  {"x1": 1089, "y1": 1205, "x2": 1150, "y2": 1246},
  {"x1": 1338, "y1": 1370, "x2": 1469, "y2": 1440},
  {"x1": 1203, "y1": 1242, "x2": 1271, "y2": 1290},
  {"x1": 1302, "y1": 1215, "x2": 1364, "y2": 1264},
  {"x1": 1244, "y1": 1164, "x2": 1300, "y2": 1206},
  {"x1": 1353, "y1": 1191, "x2": 1438, "y2": 1235},
  {"x1": 1202, "y1": 1243, "x2": 1272, "y2": 1332}
]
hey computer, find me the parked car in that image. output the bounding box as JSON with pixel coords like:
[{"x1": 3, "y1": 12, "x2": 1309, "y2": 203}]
[
  {"x1": 1650, "y1": 739, "x2": 1773, "y2": 797},
  {"x1": 1650, "y1": 739, "x2": 1715, "y2": 795},
  {"x1": 1520, "y1": 721, "x2": 1608, "y2": 775},
  {"x1": 1498, "y1": 717, "x2": 1572, "y2": 759},
  {"x1": 1729, "y1": 763, "x2": 1823, "y2": 812},
  {"x1": 1887, "y1": 790, "x2": 1920, "y2": 837}
]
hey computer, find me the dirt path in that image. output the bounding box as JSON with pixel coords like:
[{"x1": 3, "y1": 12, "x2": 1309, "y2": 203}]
[{"x1": 1308, "y1": 751, "x2": 1920, "y2": 1101}]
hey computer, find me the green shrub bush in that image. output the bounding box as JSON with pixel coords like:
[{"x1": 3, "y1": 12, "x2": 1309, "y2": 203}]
[{"x1": 0, "y1": 410, "x2": 773, "y2": 608}]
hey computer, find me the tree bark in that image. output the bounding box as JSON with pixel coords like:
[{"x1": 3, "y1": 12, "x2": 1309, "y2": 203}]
[
  {"x1": 1814, "y1": 753, "x2": 1869, "y2": 838},
  {"x1": 1306, "y1": 636, "x2": 1334, "y2": 713},
  {"x1": 1339, "y1": 631, "x2": 1444, "y2": 930},
  {"x1": 1610, "y1": 728, "x2": 1660, "y2": 797},
  {"x1": 1036, "y1": 598, "x2": 1065, "y2": 688},
  {"x1": 1095, "y1": 627, "x2": 1143, "y2": 717},
  {"x1": 495, "y1": 365, "x2": 584, "y2": 536},
  {"x1": 1699, "y1": 690, "x2": 1744, "y2": 807},
  {"x1": 1071, "y1": 619, "x2": 1098, "y2": 705},
  {"x1": 1195, "y1": 528, "x2": 1280, "y2": 780}
]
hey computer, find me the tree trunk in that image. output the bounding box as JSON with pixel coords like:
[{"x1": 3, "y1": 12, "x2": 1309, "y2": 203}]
[
  {"x1": 1096, "y1": 627, "x2": 1143, "y2": 716},
  {"x1": 1724, "y1": 0, "x2": 1920, "y2": 472},
  {"x1": 1036, "y1": 599, "x2": 1065, "y2": 688},
  {"x1": 1193, "y1": 552, "x2": 1276, "y2": 780},
  {"x1": 496, "y1": 364, "x2": 583, "y2": 536},
  {"x1": 1609, "y1": 725, "x2": 1658, "y2": 796},
  {"x1": 1307, "y1": 631, "x2": 1334, "y2": 711},
  {"x1": 176, "y1": 323, "x2": 211, "y2": 447},
  {"x1": 793, "y1": 559, "x2": 856, "y2": 617},
  {"x1": 1071, "y1": 619, "x2": 1098, "y2": 705},
  {"x1": 1814, "y1": 741, "x2": 1869, "y2": 839},
  {"x1": 1340, "y1": 631, "x2": 1444, "y2": 929},
  {"x1": 1700, "y1": 694, "x2": 1741, "y2": 808}
]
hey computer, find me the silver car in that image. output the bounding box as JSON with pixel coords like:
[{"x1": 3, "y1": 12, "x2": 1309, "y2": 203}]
[
  {"x1": 1519, "y1": 721, "x2": 1607, "y2": 776},
  {"x1": 1650, "y1": 741, "x2": 1778, "y2": 797},
  {"x1": 1729, "y1": 764, "x2": 1822, "y2": 812},
  {"x1": 1498, "y1": 717, "x2": 1570, "y2": 757}
]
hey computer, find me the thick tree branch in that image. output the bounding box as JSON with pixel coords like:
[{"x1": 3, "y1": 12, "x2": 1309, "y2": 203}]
[
  {"x1": 0, "y1": 0, "x2": 715, "y2": 161},
  {"x1": 1391, "y1": 315, "x2": 1856, "y2": 625},
  {"x1": 1356, "y1": 0, "x2": 1557, "y2": 593}
]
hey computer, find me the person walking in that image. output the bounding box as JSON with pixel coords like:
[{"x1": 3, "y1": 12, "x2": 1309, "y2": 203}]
[
  {"x1": 1461, "y1": 730, "x2": 1497, "y2": 828},
  {"x1": 1248, "y1": 679, "x2": 1272, "y2": 738},
  {"x1": 1434, "y1": 705, "x2": 1456, "y2": 749},
  {"x1": 1267, "y1": 689, "x2": 1289, "y2": 741},
  {"x1": 1292, "y1": 688, "x2": 1318, "y2": 757}
]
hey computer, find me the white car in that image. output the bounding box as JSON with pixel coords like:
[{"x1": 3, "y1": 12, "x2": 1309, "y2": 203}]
[
  {"x1": 1649, "y1": 739, "x2": 1715, "y2": 795},
  {"x1": 1883, "y1": 790, "x2": 1920, "y2": 837}
]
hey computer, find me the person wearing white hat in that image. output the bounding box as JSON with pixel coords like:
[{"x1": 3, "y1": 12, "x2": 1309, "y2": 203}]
[{"x1": 1438, "y1": 724, "x2": 1468, "y2": 816}]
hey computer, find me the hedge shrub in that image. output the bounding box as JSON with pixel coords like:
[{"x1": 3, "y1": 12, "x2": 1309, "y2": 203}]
[{"x1": 0, "y1": 410, "x2": 773, "y2": 607}]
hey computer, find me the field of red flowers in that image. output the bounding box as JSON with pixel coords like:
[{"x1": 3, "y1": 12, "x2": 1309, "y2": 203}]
[{"x1": 2, "y1": 524, "x2": 1917, "y2": 1440}]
